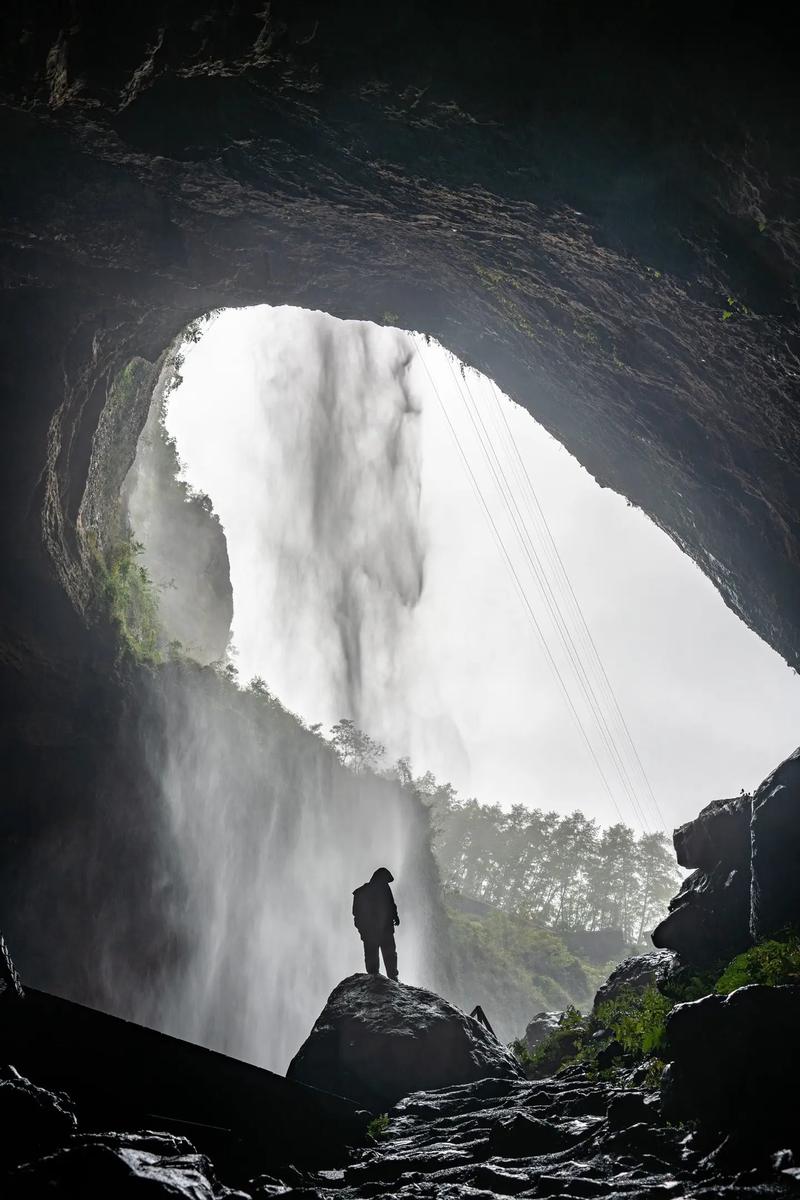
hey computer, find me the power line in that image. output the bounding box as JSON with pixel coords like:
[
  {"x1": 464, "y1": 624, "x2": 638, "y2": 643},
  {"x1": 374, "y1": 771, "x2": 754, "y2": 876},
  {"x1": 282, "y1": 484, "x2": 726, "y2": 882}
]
[
  {"x1": 486, "y1": 380, "x2": 667, "y2": 831},
  {"x1": 412, "y1": 337, "x2": 632, "y2": 828},
  {"x1": 443, "y1": 353, "x2": 652, "y2": 832}
]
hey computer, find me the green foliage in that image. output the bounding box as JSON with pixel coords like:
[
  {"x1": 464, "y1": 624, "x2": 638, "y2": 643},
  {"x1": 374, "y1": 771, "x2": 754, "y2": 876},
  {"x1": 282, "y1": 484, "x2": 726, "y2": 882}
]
[
  {"x1": 381, "y1": 310, "x2": 400, "y2": 326},
  {"x1": 447, "y1": 906, "x2": 594, "y2": 1041},
  {"x1": 721, "y1": 294, "x2": 752, "y2": 322},
  {"x1": 660, "y1": 968, "x2": 718, "y2": 1004},
  {"x1": 366, "y1": 1114, "x2": 390, "y2": 1140},
  {"x1": 514, "y1": 1006, "x2": 590, "y2": 1077},
  {"x1": 596, "y1": 985, "x2": 672, "y2": 1057},
  {"x1": 514, "y1": 987, "x2": 671, "y2": 1082},
  {"x1": 91, "y1": 531, "x2": 163, "y2": 663},
  {"x1": 714, "y1": 933, "x2": 800, "y2": 994}
]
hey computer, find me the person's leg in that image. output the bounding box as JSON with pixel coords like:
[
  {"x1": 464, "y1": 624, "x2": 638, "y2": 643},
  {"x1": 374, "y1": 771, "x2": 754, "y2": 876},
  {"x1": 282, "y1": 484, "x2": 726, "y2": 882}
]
[
  {"x1": 363, "y1": 936, "x2": 380, "y2": 974},
  {"x1": 381, "y1": 930, "x2": 399, "y2": 981}
]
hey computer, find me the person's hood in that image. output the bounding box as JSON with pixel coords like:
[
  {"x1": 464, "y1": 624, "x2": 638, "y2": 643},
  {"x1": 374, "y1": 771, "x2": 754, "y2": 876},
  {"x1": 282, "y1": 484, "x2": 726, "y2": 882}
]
[{"x1": 370, "y1": 867, "x2": 394, "y2": 883}]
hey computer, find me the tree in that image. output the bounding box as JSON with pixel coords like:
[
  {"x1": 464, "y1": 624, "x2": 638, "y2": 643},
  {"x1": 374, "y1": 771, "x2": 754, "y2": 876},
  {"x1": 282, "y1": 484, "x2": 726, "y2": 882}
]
[
  {"x1": 634, "y1": 831, "x2": 681, "y2": 942},
  {"x1": 328, "y1": 718, "x2": 386, "y2": 774}
]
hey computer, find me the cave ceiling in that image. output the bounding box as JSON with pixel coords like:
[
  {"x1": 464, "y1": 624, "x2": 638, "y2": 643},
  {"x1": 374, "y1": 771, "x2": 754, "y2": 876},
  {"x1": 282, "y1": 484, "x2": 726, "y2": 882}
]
[{"x1": 1, "y1": 2, "x2": 799, "y2": 674}]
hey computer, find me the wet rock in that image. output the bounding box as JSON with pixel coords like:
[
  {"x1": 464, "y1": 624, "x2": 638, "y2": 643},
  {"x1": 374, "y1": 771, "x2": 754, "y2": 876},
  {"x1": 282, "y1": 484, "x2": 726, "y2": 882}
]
[
  {"x1": 673, "y1": 794, "x2": 752, "y2": 872},
  {"x1": 538, "y1": 1173, "x2": 610, "y2": 1196},
  {"x1": 750, "y1": 747, "x2": 800, "y2": 940},
  {"x1": 651, "y1": 862, "x2": 751, "y2": 968},
  {"x1": 524, "y1": 1012, "x2": 562, "y2": 1052},
  {"x1": 471, "y1": 1163, "x2": 532, "y2": 1193},
  {"x1": 7, "y1": 1130, "x2": 247, "y2": 1198},
  {"x1": 593, "y1": 952, "x2": 677, "y2": 1011},
  {"x1": 0, "y1": 1066, "x2": 77, "y2": 1167},
  {"x1": 488, "y1": 1111, "x2": 573, "y2": 1156},
  {"x1": 287, "y1": 974, "x2": 522, "y2": 1111},
  {"x1": 662, "y1": 983, "x2": 800, "y2": 1140},
  {"x1": 606, "y1": 1092, "x2": 650, "y2": 1131}
]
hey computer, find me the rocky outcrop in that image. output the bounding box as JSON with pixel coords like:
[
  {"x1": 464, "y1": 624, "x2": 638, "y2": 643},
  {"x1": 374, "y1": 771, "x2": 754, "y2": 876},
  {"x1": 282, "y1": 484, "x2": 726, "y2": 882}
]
[
  {"x1": 121, "y1": 363, "x2": 233, "y2": 665},
  {"x1": 673, "y1": 794, "x2": 752, "y2": 872},
  {"x1": 662, "y1": 984, "x2": 800, "y2": 1142},
  {"x1": 8, "y1": 1131, "x2": 245, "y2": 1200},
  {"x1": 592, "y1": 951, "x2": 677, "y2": 1011},
  {"x1": 286, "y1": 974, "x2": 523, "y2": 1110},
  {"x1": 651, "y1": 861, "x2": 751, "y2": 968},
  {"x1": 751, "y1": 747, "x2": 800, "y2": 940},
  {"x1": 0, "y1": 1067, "x2": 77, "y2": 1169},
  {"x1": 653, "y1": 748, "x2": 800, "y2": 968}
]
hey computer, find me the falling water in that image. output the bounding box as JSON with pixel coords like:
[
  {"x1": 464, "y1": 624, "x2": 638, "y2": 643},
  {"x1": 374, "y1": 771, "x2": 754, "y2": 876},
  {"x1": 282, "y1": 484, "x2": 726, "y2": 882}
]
[{"x1": 121, "y1": 308, "x2": 445, "y2": 1071}]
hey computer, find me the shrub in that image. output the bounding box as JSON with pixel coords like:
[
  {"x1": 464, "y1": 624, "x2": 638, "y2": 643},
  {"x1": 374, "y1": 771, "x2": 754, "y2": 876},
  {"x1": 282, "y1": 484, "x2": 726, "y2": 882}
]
[
  {"x1": 595, "y1": 985, "x2": 672, "y2": 1057},
  {"x1": 366, "y1": 1114, "x2": 390, "y2": 1141},
  {"x1": 714, "y1": 932, "x2": 800, "y2": 994},
  {"x1": 92, "y1": 532, "x2": 162, "y2": 663}
]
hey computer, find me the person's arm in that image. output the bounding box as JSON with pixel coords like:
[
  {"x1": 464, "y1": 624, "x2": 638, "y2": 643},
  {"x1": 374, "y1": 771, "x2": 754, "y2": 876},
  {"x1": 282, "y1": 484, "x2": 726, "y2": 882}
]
[{"x1": 389, "y1": 887, "x2": 399, "y2": 926}]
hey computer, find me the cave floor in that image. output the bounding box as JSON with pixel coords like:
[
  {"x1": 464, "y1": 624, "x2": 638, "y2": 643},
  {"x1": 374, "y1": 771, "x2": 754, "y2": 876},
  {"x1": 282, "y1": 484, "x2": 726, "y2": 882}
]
[{"x1": 295, "y1": 1068, "x2": 793, "y2": 1200}]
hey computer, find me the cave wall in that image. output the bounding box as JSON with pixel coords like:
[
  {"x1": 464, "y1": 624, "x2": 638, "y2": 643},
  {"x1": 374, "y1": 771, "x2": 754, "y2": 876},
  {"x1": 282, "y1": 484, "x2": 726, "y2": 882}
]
[
  {"x1": 2, "y1": 5, "x2": 799, "y2": 673},
  {"x1": 1, "y1": 4, "x2": 799, "y2": 1036},
  {"x1": 121, "y1": 359, "x2": 234, "y2": 665}
]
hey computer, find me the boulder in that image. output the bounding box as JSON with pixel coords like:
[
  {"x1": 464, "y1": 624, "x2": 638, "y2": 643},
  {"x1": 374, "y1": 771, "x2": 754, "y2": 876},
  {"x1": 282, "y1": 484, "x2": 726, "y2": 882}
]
[
  {"x1": 661, "y1": 984, "x2": 800, "y2": 1141},
  {"x1": 523, "y1": 1012, "x2": 562, "y2": 1053},
  {"x1": 651, "y1": 862, "x2": 751, "y2": 968},
  {"x1": 750, "y1": 746, "x2": 800, "y2": 940},
  {"x1": 6, "y1": 1131, "x2": 247, "y2": 1199},
  {"x1": 0, "y1": 1066, "x2": 77, "y2": 1168},
  {"x1": 286, "y1": 974, "x2": 523, "y2": 1111},
  {"x1": 673, "y1": 794, "x2": 751, "y2": 871},
  {"x1": 592, "y1": 951, "x2": 677, "y2": 1011}
]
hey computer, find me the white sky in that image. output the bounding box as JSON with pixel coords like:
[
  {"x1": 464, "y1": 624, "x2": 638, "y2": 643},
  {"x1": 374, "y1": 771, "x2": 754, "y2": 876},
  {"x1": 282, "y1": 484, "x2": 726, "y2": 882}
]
[{"x1": 165, "y1": 305, "x2": 800, "y2": 833}]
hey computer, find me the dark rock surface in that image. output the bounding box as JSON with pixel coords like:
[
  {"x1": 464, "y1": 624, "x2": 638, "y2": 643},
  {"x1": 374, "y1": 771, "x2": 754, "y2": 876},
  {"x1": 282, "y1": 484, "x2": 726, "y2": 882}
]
[
  {"x1": 592, "y1": 951, "x2": 677, "y2": 1011},
  {"x1": 286, "y1": 974, "x2": 523, "y2": 1110},
  {"x1": 750, "y1": 747, "x2": 800, "y2": 940},
  {"x1": 0, "y1": 1067, "x2": 77, "y2": 1168},
  {"x1": 289, "y1": 1067, "x2": 797, "y2": 1199},
  {"x1": 653, "y1": 746, "x2": 800, "y2": 967},
  {"x1": 3, "y1": 1054, "x2": 799, "y2": 1197},
  {"x1": 8, "y1": 1131, "x2": 247, "y2": 1199},
  {"x1": 662, "y1": 984, "x2": 800, "y2": 1142},
  {"x1": 652, "y1": 862, "x2": 752, "y2": 968},
  {"x1": 673, "y1": 795, "x2": 751, "y2": 872}
]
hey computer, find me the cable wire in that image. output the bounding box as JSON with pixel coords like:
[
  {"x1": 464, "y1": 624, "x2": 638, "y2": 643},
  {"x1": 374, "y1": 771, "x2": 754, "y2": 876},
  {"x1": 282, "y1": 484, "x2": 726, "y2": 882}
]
[{"x1": 412, "y1": 336, "x2": 632, "y2": 827}]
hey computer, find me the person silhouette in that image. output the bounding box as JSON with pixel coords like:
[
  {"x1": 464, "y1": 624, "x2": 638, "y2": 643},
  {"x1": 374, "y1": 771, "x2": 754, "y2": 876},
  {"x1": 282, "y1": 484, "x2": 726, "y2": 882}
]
[{"x1": 352, "y1": 867, "x2": 400, "y2": 981}]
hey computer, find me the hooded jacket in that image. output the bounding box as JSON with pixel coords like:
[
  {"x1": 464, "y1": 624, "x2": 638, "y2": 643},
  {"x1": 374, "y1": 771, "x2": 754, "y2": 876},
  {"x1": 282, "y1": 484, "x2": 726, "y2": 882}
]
[{"x1": 352, "y1": 867, "x2": 399, "y2": 937}]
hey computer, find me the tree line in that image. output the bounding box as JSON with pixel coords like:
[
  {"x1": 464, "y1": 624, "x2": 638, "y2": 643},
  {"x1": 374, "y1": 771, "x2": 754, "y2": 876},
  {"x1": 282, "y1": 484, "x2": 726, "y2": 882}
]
[{"x1": 309, "y1": 715, "x2": 680, "y2": 946}]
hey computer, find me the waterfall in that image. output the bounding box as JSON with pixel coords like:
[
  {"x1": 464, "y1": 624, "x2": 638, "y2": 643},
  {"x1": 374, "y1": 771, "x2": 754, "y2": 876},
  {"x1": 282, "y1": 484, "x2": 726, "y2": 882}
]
[{"x1": 120, "y1": 307, "x2": 444, "y2": 1071}]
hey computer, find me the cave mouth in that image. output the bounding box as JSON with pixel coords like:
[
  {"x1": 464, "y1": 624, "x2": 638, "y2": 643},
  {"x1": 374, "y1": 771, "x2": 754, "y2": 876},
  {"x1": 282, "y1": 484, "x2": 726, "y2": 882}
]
[{"x1": 120, "y1": 304, "x2": 800, "y2": 838}]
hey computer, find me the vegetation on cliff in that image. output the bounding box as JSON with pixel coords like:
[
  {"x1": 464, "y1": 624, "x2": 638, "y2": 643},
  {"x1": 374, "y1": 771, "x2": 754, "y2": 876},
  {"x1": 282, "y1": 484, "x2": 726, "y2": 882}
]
[{"x1": 515, "y1": 928, "x2": 800, "y2": 1082}]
